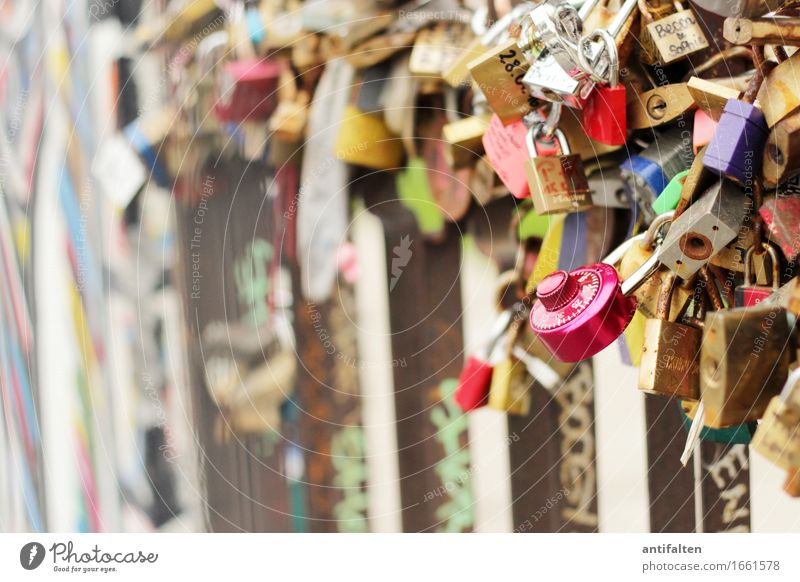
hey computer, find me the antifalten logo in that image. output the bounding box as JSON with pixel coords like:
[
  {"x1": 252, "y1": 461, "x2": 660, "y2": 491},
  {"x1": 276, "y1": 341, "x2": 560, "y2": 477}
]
[
  {"x1": 20, "y1": 542, "x2": 46, "y2": 570},
  {"x1": 19, "y1": 541, "x2": 158, "y2": 574}
]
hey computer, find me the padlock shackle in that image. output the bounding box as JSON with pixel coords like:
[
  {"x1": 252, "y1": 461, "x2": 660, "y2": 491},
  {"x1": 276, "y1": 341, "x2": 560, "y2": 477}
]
[
  {"x1": 511, "y1": 345, "x2": 560, "y2": 391},
  {"x1": 743, "y1": 244, "x2": 780, "y2": 290},
  {"x1": 621, "y1": 252, "x2": 661, "y2": 296}
]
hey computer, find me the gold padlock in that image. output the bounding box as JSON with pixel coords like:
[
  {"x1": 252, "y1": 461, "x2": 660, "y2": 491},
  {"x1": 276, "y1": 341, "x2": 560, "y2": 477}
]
[
  {"x1": 785, "y1": 467, "x2": 800, "y2": 497},
  {"x1": 488, "y1": 357, "x2": 532, "y2": 416},
  {"x1": 640, "y1": 0, "x2": 708, "y2": 65},
  {"x1": 334, "y1": 105, "x2": 404, "y2": 169},
  {"x1": 639, "y1": 273, "x2": 702, "y2": 400},
  {"x1": 752, "y1": 370, "x2": 800, "y2": 469},
  {"x1": 442, "y1": 115, "x2": 489, "y2": 169},
  {"x1": 701, "y1": 304, "x2": 791, "y2": 428}
]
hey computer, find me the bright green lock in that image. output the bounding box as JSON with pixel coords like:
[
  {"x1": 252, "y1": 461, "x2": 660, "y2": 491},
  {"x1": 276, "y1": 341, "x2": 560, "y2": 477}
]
[
  {"x1": 396, "y1": 157, "x2": 445, "y2": 236},
  {"x1": 518, "y1": 207, "x2": 553, "y2": 240},
  {"x1": 652, "y1": 170, "x2": 688, "y2": 215}
]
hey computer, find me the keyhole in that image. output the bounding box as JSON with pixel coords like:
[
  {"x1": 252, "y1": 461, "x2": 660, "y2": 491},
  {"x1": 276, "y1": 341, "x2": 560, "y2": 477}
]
[
  {"x1": 679, "y1": 232, "x2": 713, "y2": 260},
  {"x1": 768, "y1": 143, "x2": 785, "y2": 166},
  {"x1": 647, "y1": 94, "x2": 668, "y2": 119}
]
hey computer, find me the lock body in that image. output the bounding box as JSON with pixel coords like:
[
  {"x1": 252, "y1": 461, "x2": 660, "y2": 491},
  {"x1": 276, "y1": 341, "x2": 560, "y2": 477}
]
[
  {"x1": 751, "y1": 396, "x2": 800, "y2": 470},
  {"x1": 704, "y1": 99, "x2": 768, "y2": 183},
  {"x1": 522, "y1": 52, "x2": 594, "y2": 110},
  {"x1": 488, "y1": 358, "x2": 531, "y2": 415},
  {"x1": 530, "y1": 264, "x2": 636, "y2": 362},
  {"x1": 215, "y1": 59, "x2": 281, "y2": 122},
  {"x1": 644, "y1": 9, "x2": 709, "y2": 64},
  {"x1": 526, "y1": 154, "x2": 593, "y2": 215},
  {"x1": 759, "y1": 195, "x2": 800, "y2": 261},
  {"x1": 582, "y1": 84, "x2": 627, "y2": 145},
  {"x1": 639, "y1": 319, "x2": 701, "y2": 399},
  {"x1": 701, "y1": 305, "x2": 790, "y2": 428},
  {"x1": 442, "y1": 116, "x2": 488, "y2": 169},
  {"x1": 455, "y1": 356, "x2": 494, "y2": 412},
  {"x1": 763, "y1": 111, "x2": 800, "y2": 186},
  {"x1": 658, "y1": 181, "x2": 748, "y2": 279}
]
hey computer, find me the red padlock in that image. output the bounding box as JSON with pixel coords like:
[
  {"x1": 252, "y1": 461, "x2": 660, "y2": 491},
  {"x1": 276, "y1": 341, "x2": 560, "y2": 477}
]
[
  {"x1": 582, "y1": 83, "x2": 627, "y2": 146},
  {"x1": 529, "y1": 264, "x2": 637, "y2": 362},
  {"x1": 454, "y1": 310, "x2": 512, "y2": 412},
  {"x1": 215, "y1": 58, "x2": 281, "y2": 122},
  {"x1": 481, "y1": 114, "x2": 531, "y2": 199}
]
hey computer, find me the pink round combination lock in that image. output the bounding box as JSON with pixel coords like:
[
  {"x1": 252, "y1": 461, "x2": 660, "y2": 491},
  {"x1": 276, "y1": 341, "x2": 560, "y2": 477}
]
[{"x1": 529, "y1": 264, "x2": 636, "y2": 363}]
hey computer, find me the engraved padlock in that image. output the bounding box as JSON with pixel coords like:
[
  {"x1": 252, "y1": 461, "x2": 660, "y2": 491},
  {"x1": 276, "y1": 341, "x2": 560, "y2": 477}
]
[
  {"x1": 701, "y1": 303, "x2": 791, "y2": 428},
  {"x1": 638, "y1": 274, "x2": 702, "y2": 400},
  {"x1": 455, "y1": 309, "x2": 513, "y2": 412},
  {"x1": 751, "y1": 368, "x2": 800, "y2": 470},
  {"x1": 528, "y1": 250, "x2": 657, "y2": 361},
  {"x1": 639, "y1": 0, "x2": 709, "y2": 65},
  {"x1": 524, "y1": 117, "x2": 593, "y2": 215},
  {"x1": 735, "y1": 244, "x2": 780, "y2": 307}
]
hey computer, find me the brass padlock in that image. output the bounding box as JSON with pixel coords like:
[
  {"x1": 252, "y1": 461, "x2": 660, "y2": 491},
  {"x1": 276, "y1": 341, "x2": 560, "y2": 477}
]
[
  {"x1": 701, "y1": 304, "x2": 791, "y2": 428},
  {"x1": 488, "y1": 356, "x2": 532, "y2": 416},
  {"x1": 524, "y1": 122, "x2": 593, "y2": 215},
  {"x1": 687, "y1": 77, "x2": 742, "y2": 122},
  {"x1": 442, "y1": 115, "x2": 489, "y2": 169},
  {"x1": 640, "y1": 0, "x2": 709, "y2": 65},
  {"x1": 756, "y1": 49, "x2": 800, "y2": 128},
  {"x1": 751, "y1": 369, "x2": 800, "y2": 470},
  {"x1": 639, "y1": 273, "x2": 702, "y2": 400},
  {"x1": 334, "y1": 104, "x2": 404, "y2": 169},
  {"x1": 763, "y1": 109, "x2": 800, "y2": 187},
  {"x1": 785, "y1": 467, "x2": 800, "y2": 497}
]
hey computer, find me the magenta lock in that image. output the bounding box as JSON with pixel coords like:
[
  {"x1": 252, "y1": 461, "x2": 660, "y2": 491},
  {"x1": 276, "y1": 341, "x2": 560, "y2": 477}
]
[{"x1": 529, "y1": 264, "x2": 637, "y2": 362}]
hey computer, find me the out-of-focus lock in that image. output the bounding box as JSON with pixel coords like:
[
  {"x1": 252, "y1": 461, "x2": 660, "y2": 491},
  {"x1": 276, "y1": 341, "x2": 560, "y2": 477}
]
[
  {"x1": 524, "y1": 124, "x2": 593, "y2": 215},
  {"x1": 657, "y1": 181, "x2": 749, "y2": 279},
  {"x1": 488, "y1": 356, "x2": 532, "y2": 416},
  {"x1": 762, "y1": 111, "x2": 800, "y2": 186},
  {"x1": 482, "y1": 113, "x2": 532, "y2": 198},
  {"x1": 639, "y1": 274, "x2": 701, "y2": 400},
  {"x1": 442, "y1": 114, "x2": 489, "y2": 169},
  {"x1": 700, "y1": 304, "x2": 791, "y2": 428},
  {"x1": 691, "y1": 0, "x2": 776, "y2": 18},
  {"x1": 752, "y1": 369, "x2": 800, "y2": 470},
  {"x1": 620, "y1": 128, "x2": 695, "y2": 224},
  {"x1": 214, "y1": 58, "x2": 281, "y2": 122}
]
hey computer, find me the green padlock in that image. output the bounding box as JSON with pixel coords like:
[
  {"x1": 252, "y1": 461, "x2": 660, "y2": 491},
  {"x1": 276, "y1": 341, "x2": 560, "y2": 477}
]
[
  {"x1": 517, "y1": 207, "x2": 553, "y2": 241},
  {"x1": 396, "y1": 156, "x2": 445, "y2": 236},
  {"x1": 678, "y1": 401, "x2": 756, "y2": 445},
  {"x1": 652, "y1": 170, "x2": 688, "y2": 215}
]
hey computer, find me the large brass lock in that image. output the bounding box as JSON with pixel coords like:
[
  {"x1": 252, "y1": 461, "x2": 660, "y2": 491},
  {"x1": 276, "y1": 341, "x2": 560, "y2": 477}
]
[
  {"x1": 638, "y1": 274, "x2": 701, "y2": 400},
  {"x1": 700, "y1": 304, "x2": 791, "y2": 428}
]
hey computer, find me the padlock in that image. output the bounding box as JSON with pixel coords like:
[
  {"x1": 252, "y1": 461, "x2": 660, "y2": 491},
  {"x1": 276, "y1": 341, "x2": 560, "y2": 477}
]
[
  {"x1": 701, "y1": 304, "x2": 791, "y2": 428},
  {"x1": 627, "y1": 83, "x2": 696, "y2": 130},
  {"x1": 214, "y1": 58, "x2": 281, "y2": 122},
  {"x1": 763, "y1": 110, "x2": 800, "y2": 186},
  {"x1": 522, "y1": 50, "x2": 596, "y2": 110},
  {"x1": 703, "y1": 100, "x2": 769, "y2": 184},
  {"x1": 524, "y1": 120, "x2": 593, "y2": 215},
  {"x1": 693, "y1": 109, "x2": 717, "y2": 154},
  {"x1": 751, "y1": 368, "x2": 800, "y2": 470},
  {"x1": 482, "y1": 113, "x2": 532, "y2": 199},
  {"x1": 652, "y1": 170, "x2": 688, "y2": 214},
  {"x1": 640, "y1": 0, "x2": 709, "y2": 64},
  {"x1": 759, "y1": 194, "x2": 800, "y2": 260},
  {"x1": 335, "y1": 105, "x2": 404, "y2": 170},
  {"x1": 581, "y1": 40, "x2": 626, "y2": 145},
  {"x1": 442, "y1": 114, "x2": 489, "y2": 170},
  {"x1": 756, "y1": 47, "x2": 800, "y2": 128},
  {"x1": 529, "y1": 260, "x2": 644, "y2": 362},
  {"x1": 687, "y1": 76, "x2": 742, "y2": 122},
  {"x1": 724, "y1": 15, "x2": 800, "y2": 46},
  {"x1": 638, "y1": 0, "x2": 682, "y2": 64},
  {"x1": 658, "y1": 180, "x2": 749, "y2": 280},
  {"x1": 639, "y1": 273, "x2": 702, "y2": 399},
  {"x1": 620, "y1": 128, "x2": 694, "y2": 224},
  {"x1": 616, "y1": 213, "x2": 693, "y2": 319},
  {"x1": 409, "y1": 20, "x2": 474, "y2": 79},
  {"x1": 487, "y1": 356, "x2": 532, "y2": 416},
  {"x1": 735, "y1": 244, "x2": 780, "y2": 306},
  {"x1": 691, "y1": 0, "x2": 774, "y2": 18},
  {"x1": 470, "y1": 156, "x2": 507, "y2": 205},
  {"x1": 455, "y1": 309, "x2": 513, "y2": 412}
]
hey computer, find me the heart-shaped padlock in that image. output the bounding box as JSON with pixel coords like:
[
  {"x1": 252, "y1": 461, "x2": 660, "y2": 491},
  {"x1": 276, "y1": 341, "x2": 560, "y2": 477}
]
[{"x1": 529, "y1": 263, "x2": 637, "y2": 362}]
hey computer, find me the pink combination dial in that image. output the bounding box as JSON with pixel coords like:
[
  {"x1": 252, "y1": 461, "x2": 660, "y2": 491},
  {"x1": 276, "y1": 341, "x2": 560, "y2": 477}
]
[{"x1": 530, "y1": 264, "x2": 636, "y2": 362}]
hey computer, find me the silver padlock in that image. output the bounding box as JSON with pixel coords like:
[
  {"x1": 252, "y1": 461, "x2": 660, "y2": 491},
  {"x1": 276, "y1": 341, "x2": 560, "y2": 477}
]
[
  {"x1": 578, "y1": 0, "x2": 639, "y2": 84},
  {"x1": 522, "y1": 50, "x2": 595, "y2": 109},
  {"x1": 657, "y1": 181, "x2": 750, "y2": 280}
]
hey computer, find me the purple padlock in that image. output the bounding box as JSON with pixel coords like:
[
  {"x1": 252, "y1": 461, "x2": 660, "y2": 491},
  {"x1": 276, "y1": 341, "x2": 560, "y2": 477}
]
[{"x1": 703, "y1": 99, "x2": 768, "y2": 184}]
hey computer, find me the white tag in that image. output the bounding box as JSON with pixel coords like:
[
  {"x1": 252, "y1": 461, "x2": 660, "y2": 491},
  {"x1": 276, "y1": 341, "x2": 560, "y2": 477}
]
[
  {"x1": 91, "y1": 135, "x2": 146, "y2": 207},
  {"x1": 680, "y1": 401, "x2": 705, "y2": 467}
]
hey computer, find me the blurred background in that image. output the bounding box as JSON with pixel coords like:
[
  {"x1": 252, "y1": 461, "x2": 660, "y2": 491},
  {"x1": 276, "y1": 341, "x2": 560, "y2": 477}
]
[{"x1": 1, "y1": 0, "x2": 799, "y2": 533}]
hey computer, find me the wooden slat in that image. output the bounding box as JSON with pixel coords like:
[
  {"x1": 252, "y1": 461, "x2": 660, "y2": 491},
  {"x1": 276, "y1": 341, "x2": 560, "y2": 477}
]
[{"x1": 700, "y1": 442, "x2": 752, "y2": 532}]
